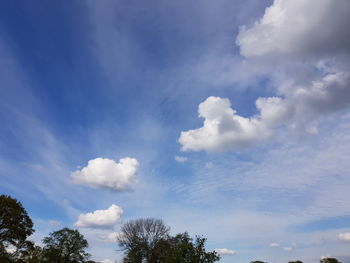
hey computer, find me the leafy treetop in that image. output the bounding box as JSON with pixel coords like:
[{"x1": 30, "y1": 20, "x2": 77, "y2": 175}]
[
  {"x1": 0, "y1": 195, "x2": 34, "y2": 247},
  {"x1": 42, "y1": 227, "x2": 90, "y2": 263}
]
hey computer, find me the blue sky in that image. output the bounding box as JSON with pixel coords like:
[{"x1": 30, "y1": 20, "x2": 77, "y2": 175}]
[{"x1": 1, "y1": 0, "x2": 350, "y2": 262}]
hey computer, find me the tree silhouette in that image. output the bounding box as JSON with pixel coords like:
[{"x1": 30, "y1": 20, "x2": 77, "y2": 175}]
[
  {"x1": 42, "y1": 227, "x2": 89, "y2": 263},
  {"x1": 165, "y1": 232, "x2": 220, "y2": 263},
  {"x1": 0, "y1": 195, "x2": 34, "y2": 260},
  {"x1": 118, "y1": 218, "x2": 170, "y2": 263},
  {"x1": 118, "y1": 218, "x2": 220, "y2": 263},
  {"x1": 320, "y1": 258, "x2": 340, "y2": 263}
]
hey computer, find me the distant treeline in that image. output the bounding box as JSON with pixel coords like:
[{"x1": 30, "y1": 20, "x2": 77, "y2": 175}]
[{"x1": 0, "y1": 195, "x2": 344, "y2": 263}]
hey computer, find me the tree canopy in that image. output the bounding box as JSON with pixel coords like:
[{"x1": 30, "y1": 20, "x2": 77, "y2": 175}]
[
  {"x1": 0, "y1": 195, "x2": 34, "y2": 246},
  {"x1": 42, "y1": 227, "x2": 90, "y2": 263},
  {"x1": 0, "y1": 195, "x2": 34, "y2": 261},
  {"x1": 118, "y1": 218, "x2": 170, "y2": 263},
  {"x1": 320, "y1": 258, "x2": 341, "y2": 263},
  {"x1": 16, "y1": 241, "x2": 43, "y2": 263},
  {"x1": 118, "y1": 218, "x2": 220, "y2": 263},
  {"x1": 165, "y1": 232, "x2": 220, "y2": 263}
]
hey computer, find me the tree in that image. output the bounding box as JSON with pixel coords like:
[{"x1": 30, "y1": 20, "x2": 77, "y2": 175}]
[
  {"x1": 250, "y1": 261, "x2": 266, "y2": 263},
  {"x1": 118, "y1": 218, "x2": 220, "y2": 263},
  {"x1": 42, "y1": 227, "x2": 89, "y2": 263},
  {"x1": 165, "y1": 232, "x2": 220, "y2": 263},
  {"x1": 289, "y1": 261, "x2": 303, "y2": 263},
  {"x1": 320, "y1": 258, "x2": 340, "y2": 263},
  {"x1": 0, "y1": 195, "x2": 34, "y2": 259},
  {"x1": 118, "y1": 218, "x2": 170, "y2": 263},
  {"x1": 16, "y1": 241, "x2": 43, "y2": 263}
]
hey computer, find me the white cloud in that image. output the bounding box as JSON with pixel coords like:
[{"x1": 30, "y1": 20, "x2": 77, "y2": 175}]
[
  {"x1": 238, "y1": 0, "x2": 350, "y2": 118},
  {"x1": 269, "y1": 242, "x2": 280, "y2": 247},
  {"x1": 179, "y1": 75, "x2": 350, "y2": 151},
  {"x1": 180, "y1": 0, "x2": 350, "y2": 152},
  {"x1": 71, "y1": 157, "x2": 139, "y2": 191},
  {"x1": 338, "y1": 232, "x2": 350, "y2": 243},
  {"x1": 75, "y1": 204, "x2": 123, "y2": 229},
  {"x1": 179, "y1": 96, "x2": 270, "y2": 152},
  {"x1": 101, "y1": 259, "x2": 114, "y2": 263},
  {"x1": 175, "y1": 155, "x2": 188, "y2": 163},
  {"x1": 278, "y1": 71, "x2": 350, "y2": 132},
  {"x1": 283, "y1": 247, "x2": 293, "y2": 252},
  {"x1": 215, "y1": 248, "x2": 236, "y2": 255},
  {"x1": 236, "y1": 0, "x2": 350, "y2": 59}
]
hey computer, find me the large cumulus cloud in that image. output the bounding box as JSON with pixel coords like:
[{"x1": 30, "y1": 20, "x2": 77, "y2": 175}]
[
  {"x1": 236, "y1": 0, "x2": 350, "y2": 59},
  {"x1": 179, "y1": 0, "x2": 350, "y2": 152}
]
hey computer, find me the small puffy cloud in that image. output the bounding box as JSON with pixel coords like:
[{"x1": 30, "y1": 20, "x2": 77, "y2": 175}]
[
  {"x1": 179, "y1": 96, "x2": 270, "y2": 152},
  {"x1": 269, "y1": 243, "x2": 280, "y2": 247},
  {"x1": 101, "y1": 259, "x2": 114, "y2": 263},
  {"x1": 215, "y1": 248, "x2": 236, "y2": 255},
  {"x1": 339, "y1": 232, "x2": 350, "y2": 243},
  {"x1": 175, "y1": 155, "x2": 188, "y2": 163},
  {"x1": 75, "y1": 204, "x2": 123, "y2": 229},
  {"x1": 284, "y1": 247, "x2": 293, "y2": 252},
  {"x1": 71, "y1": 157, "x2": 139, "y2": 191},
  {"x1": 236, "y1": 0, "x2": 350, "y2": 59}
]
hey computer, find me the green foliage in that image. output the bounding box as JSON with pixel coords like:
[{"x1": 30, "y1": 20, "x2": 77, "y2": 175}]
[
  {"x1": 250, "y1": 261, "x2": 266, "y2": 263},
  {"x1": 320, "y1": 258, "x2": 341, "y2": 263},
  {"x1": 16, "y1": 241, "x2": 43, "y2": 263},
  {"x1": 42, "y1": 227, "x2": 90, "y2": 263},
  {"x1": 118, "y1": 218, "x2": 220, "y2": 263},
  {"x1": 0, "y1": 195, "x2": 34, "y2": 249},
  {"x1": 289, "y1": 261, "x2": 303, "y2": 263},
  {"x1": 165, "y1": 232, "x2": 220, "y2": 263},
  {"x1": 0, "y1": 195, "x2": 34, "y2": 262}
]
